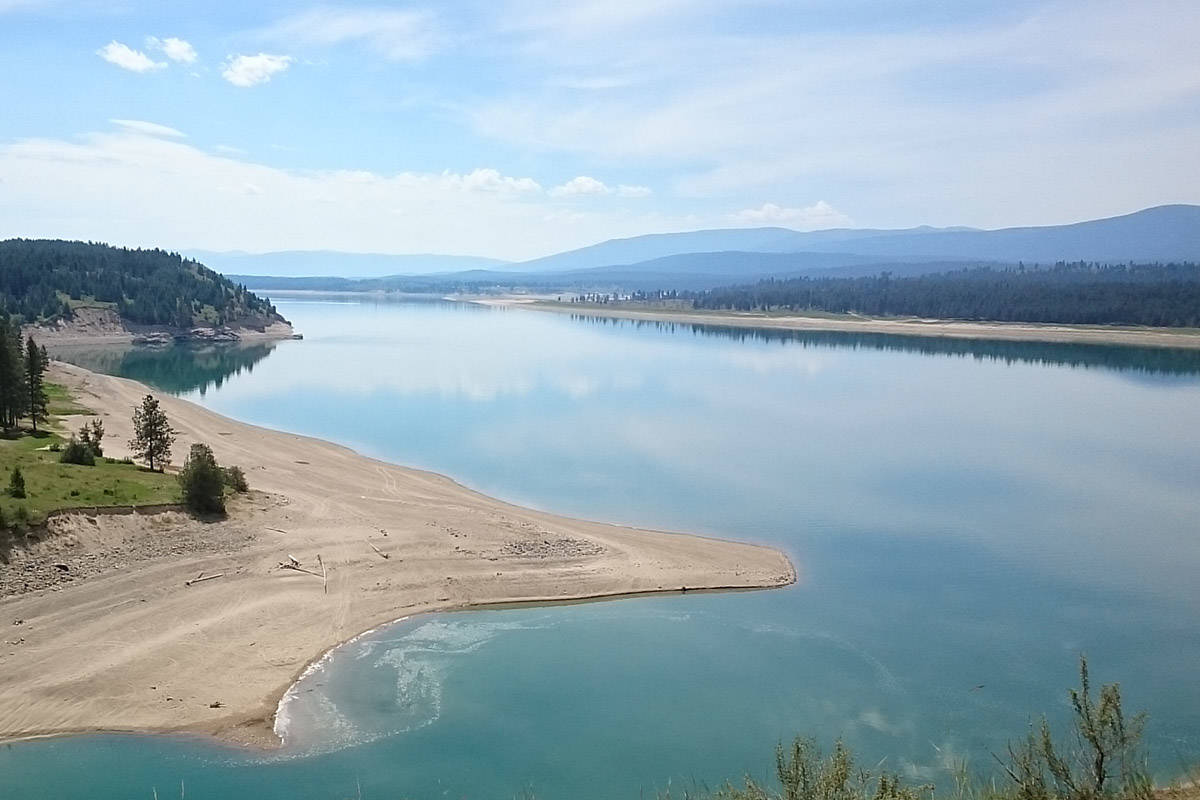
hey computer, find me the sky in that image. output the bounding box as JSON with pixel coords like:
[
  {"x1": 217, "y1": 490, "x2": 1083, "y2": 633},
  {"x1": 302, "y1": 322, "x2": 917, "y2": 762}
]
[{"x1": 0, "y1": 0, "x2": 1198, "y2": 262}]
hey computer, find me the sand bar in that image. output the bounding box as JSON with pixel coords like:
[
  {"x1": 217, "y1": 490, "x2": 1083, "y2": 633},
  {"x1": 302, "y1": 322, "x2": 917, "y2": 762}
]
[
  {"x1": 0, "y1": 363, "x2": 794, "y2": 747},
  {"x1": 488, "y1": 299, "x2": 1200, "y2": 349}
]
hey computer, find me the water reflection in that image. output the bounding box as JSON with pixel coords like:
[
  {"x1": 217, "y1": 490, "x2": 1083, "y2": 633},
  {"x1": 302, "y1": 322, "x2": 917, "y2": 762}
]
[
  {"x1": 49, "y1": 341, "x2": 280, "y2": 396},
  {"x1": 570, "y1": 313, "x2": 1200, "y2": 377}
]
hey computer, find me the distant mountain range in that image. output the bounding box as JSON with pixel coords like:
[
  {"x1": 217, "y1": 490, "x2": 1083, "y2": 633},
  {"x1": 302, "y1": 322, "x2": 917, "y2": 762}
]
[
  {"x1": 221, "y1": 205, "x2": 1200, "y2": 293},
  {"x1": 186, "y1": 250, "x2": 509, "y2": 278}
]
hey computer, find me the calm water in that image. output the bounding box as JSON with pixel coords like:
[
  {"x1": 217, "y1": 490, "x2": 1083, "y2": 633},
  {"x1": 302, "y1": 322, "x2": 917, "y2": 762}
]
[{"x1": 6, "y1": 296, "x2": 1199, "y2": 799}]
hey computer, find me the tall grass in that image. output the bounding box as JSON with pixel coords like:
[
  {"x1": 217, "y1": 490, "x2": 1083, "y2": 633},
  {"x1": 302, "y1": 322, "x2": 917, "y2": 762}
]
[{"x1": 658, "y1": 657, "x2": 1165, "y2": 800}]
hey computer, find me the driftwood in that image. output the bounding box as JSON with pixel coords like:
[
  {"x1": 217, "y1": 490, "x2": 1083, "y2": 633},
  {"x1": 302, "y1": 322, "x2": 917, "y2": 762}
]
[
  {"x1": 317, "y1": 554, "x2": 327, "y2": 594},
  {"x1": 265, "y1": 527, "x2": 289, "y2": 535},
  {"x1": 368, "y1": 541, "x2": 390, "y2": 560},
  {"x1": 277, "y1": 562, "x2": 322, "y2": 578},
  {"x1": 185, "y1": 572, "x2": 225, "y2": 587}
]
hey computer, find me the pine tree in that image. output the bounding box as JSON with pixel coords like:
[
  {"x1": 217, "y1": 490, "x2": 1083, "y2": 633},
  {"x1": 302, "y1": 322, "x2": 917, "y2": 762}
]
[
  {"x1": 178, "y1": 443, "x2": 225, "y2": 514},
  {"x1": 24, "y1": 336, "x2": 48, "y2": 432},
  {"x1": 128, "y1": 394, "x2": 176, "y2": 472},
  {"x1": 0, "y1": 319, "x2": 27, "y2": 430}
]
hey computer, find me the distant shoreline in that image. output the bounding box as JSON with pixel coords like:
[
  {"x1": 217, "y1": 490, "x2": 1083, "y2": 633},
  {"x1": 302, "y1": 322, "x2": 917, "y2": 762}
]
[{"x1": 483, "y1": 298, "x2": 1200, "y2": 350}]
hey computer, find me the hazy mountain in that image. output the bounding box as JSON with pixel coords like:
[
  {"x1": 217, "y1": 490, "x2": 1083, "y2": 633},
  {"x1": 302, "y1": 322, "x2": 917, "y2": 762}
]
[
  {"x1": 232, "y1": 253, "x2": 979, "y2": 294},
  {"x1": 506, "y1": 205, "x2": 1199, "y2": 272},
  {"x1": 813, "y1": 205, "x2": 1200, "y2": 263},
  {"x1": 186, "y1": 250, "x2": 510, "y2": 278},
  {"x1": 222, "y1": 205, "x2": 1200, "y2": 292}
]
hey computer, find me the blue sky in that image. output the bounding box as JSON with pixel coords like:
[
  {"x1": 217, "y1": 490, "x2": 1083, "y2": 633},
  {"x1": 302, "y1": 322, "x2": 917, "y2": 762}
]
[{"x1": 0, "y1": 0, "x2": 1198, "y2": 261}]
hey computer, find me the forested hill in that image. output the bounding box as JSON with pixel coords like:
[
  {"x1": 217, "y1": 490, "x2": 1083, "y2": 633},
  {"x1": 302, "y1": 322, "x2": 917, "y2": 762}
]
[
  {"x1": 684, "y1": 262, "x2": 1200, "y2": 327},
  {"x1": 0, "y1": 239, "x2": 282, "y2": 328}
]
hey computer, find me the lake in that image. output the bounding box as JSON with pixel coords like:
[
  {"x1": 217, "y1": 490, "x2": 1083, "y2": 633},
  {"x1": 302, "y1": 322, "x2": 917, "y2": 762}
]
[{"x1": 5, "y1": 295, "x2": 1199, "y2": 799}]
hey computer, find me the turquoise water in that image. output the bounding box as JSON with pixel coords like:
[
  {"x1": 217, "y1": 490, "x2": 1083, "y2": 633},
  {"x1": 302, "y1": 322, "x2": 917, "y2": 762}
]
[{"x1": 7, "y1": 296, "x2": 1199, "y2": 799}]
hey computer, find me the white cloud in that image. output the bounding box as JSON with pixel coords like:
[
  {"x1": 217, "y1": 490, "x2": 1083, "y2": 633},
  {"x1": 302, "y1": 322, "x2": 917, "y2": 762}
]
[
  {"x1": 96, "y1": 41, "x2": 166, "y2": 73},
  {"x1": 214, "y1": 144, "x2": 247, "y2": 156},
  {"x1": 730, "y1": 201, "x2": 851, "y2": 229},
  {"x1": 147, "y1": 36, "x2": 198, "y2": 64},
  {"x1": 452, "y1": 168, "x2": 541, "y2": 193},
  {"x1": 469, "y1": 0, "x2": 1200, "y2": 228},
  {"x1": 108, "y1": 119, "x2": 186, "y2": 139},
  {"x1": 550, "y1": 176, "x2": 652, "y2": 198},
  {"x1": 221, "y1": 53, "x2": 293, "y2": 87},
  {"x1": 263, "y1": 7, "x2": 440, "y2": 61},
  {"x1": 0, "y1": 123, "x2": 673, "y2": 259},
  {"x1": 550, "y1": 175, "x2": 609, "y2": 197}
]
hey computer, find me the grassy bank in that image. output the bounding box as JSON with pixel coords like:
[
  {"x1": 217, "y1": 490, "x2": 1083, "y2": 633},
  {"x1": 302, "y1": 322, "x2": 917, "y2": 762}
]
[{"x1": 0, "y1": 381, "x2": 178, "y2": 529}]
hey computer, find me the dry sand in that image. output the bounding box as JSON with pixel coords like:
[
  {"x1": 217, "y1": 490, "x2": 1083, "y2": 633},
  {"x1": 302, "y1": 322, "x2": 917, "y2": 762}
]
[
  {"x1": 491, "y1": 299, "x2": 1200, "y2": 349},
  {"x1": 0, "y1": 363, "x2": 794, "y2": 747}
]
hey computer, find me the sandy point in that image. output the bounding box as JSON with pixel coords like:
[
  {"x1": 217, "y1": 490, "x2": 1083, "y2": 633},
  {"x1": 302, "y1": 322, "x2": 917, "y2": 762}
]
[{"x1": 0, "y1": 362, "x2": 795, "y2": 748}]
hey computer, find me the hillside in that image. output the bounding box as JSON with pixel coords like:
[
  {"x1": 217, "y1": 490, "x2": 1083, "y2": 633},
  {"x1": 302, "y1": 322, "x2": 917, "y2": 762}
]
[
  {"x1": 686, "y1": 262, "x2": 1200, "y2": 327},
  {"x1": 506, "y1": 204, "x2": 1200, "y2": 272},
  {"x1": 0, "y1": 239, "x2": 293, "y2": 342},
  {"x1": 229, "y1": 205, "x2": 1200, "y2": 295}
]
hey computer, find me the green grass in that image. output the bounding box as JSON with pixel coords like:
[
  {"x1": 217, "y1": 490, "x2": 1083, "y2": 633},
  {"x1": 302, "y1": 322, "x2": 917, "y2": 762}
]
[
  {"x1": 59, "y1": 292, "x2": 118, "y2": 312},
  {"x1": 0, "y1": 431, "x2": 179, "y2": 525},
  {"x1": 0, "y1": 382, "x2": 178, "y2": 527},
  {"x1": 45, "y1": 381, "x2": 92, "y2": 417}
]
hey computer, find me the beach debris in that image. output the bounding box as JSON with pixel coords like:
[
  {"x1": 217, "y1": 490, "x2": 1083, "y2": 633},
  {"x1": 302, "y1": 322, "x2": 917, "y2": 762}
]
[
  {"x1": 276, "y1": 560, "x2": 321, "y2": 577},
  {"x1": 287, "y1": 554, "x2": 300, "y2": 567},
  {"x1": 368, "y1": 541, "x2": 390, "y2": 560},
  {"x1": 265, "y1": 527, "x2": 289, "y2": 535},
  {"x1": 185, "y1": 572, "x2": 225, "y2": 587},
  {"x1": 209, "y1": 700, "x2": 223, "y2": 708},
  {"x1": 53, "y1": 563, "x2": 70, "y2": 572},
  {"x1": 318, "y1": 554, "x2": 327, "y2": 594}
]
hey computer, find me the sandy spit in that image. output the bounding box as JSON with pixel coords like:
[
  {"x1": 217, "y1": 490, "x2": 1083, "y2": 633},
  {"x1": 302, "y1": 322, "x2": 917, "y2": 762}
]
[
  {"x1": 0, "y1": 363, "x2": 794, "y2": 748},
  {"x1": 486, "y1": 299, "x2": 1200, "y2": 350}
]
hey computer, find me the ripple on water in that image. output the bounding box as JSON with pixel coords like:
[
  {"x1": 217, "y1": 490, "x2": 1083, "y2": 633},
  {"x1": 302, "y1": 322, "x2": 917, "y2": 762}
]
[{"x1": 268, "y1": 615, "x2": 553, "y2": 759}]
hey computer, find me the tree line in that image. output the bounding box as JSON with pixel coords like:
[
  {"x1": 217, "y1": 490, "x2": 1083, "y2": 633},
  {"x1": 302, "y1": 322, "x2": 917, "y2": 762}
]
[
  {"x1": 0, "y1": 239, "x2": 278, "y2": 327},
  {"x1": 0, "y1": 316, "x2": 48, "y2": 432},
  {"x1": 685, "y1": 262, "x2": 1200, "y2": 327}
]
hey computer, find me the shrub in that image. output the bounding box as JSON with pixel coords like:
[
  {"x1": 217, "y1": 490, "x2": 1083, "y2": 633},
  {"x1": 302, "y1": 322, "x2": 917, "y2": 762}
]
[
  {"x1": 8, "y1": 466, "x2": 26, "y2": 498},
  {"x1": 14, "y1": 505, "x2": 29, "y2": 525},
  {"x1": 222, "y1": 465, "x2": 249, "y2": 493},
  {"x1": 1001, "y1": 656, "x2": 1152, "y2": 800},
  {"x1": 179, "y1": 443, "x2": 226, "y2": 515},
  {"x1": 59, "y1": 435, "x2": 95, "y2": 466},
  {"x1": 79, "y1": 418, "x2": 104, "y2": 457}
]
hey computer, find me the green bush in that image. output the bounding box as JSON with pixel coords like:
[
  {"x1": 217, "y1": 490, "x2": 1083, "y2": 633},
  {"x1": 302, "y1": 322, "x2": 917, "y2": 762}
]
[
  {"x1": 8, "y1": 466, "x2": 26, "y2": 498},
  {"x1": 178, "y1": 443, "x2": 225, "y2": 515},
  {"x1": 59, "y1": 435, "x2": 95, "y2": 466},
  {"x1": 222, "y1": 465, "x2": 249, "y2": 493},
  {"x1": 673, "y1": 658, "x2": 1150, "y2": 800}
]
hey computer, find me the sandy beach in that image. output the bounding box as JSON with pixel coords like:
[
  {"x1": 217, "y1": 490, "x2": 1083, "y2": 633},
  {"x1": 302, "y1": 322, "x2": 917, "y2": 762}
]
[
  {"x1": 491, "y1": 299, "x2": 1200, "y2": 349},
  {"x1": 0, "y1": 363, "x2": 794, "y2": 748}
]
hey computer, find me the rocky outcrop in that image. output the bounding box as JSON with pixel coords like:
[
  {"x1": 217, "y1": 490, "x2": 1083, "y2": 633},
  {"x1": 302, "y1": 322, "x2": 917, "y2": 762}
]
[{"x1": 25, "y1": 308, "x2": 299, "y2": 346}]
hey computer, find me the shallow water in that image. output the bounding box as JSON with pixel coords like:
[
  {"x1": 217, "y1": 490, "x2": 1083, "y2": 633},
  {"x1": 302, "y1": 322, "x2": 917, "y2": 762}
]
[{"x1": 8, "y1": 296, "x2": 1199, "y2": 799}]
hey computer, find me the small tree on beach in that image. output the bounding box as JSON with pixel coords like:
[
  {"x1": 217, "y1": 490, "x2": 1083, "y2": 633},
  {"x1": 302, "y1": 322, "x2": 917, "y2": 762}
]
[
  {"x1": 178, "y1": 442, "x2": 225, "y2": 514},
  {"x1": 79, "y1": 418, "x2": 104, "y2": 457},
  {"x1": 129, "y1": 394, "x2": 176, "y2": 472}
]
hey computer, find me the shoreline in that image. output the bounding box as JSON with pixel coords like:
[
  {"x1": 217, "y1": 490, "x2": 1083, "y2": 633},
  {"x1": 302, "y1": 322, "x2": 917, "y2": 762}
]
[
  {"x1": 484, "y1": 298, "x2": 1200, "y2": 350},
  {"x1": 0, "y1": 363, "x2": 795, "y2": 749}
]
